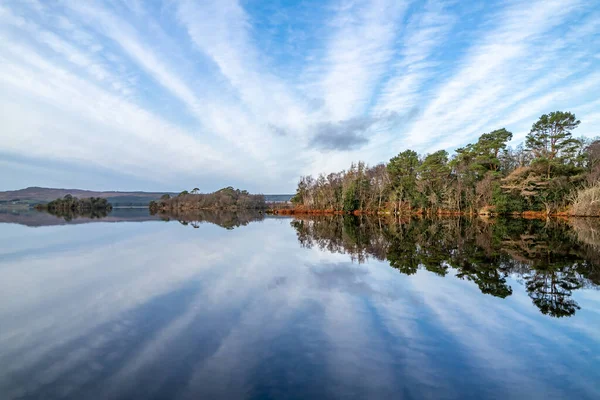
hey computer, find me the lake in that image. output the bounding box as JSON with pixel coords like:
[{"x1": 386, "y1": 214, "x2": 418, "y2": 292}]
[{"x1": 0, "y1": 211, "x2": 599, "y2": 399}]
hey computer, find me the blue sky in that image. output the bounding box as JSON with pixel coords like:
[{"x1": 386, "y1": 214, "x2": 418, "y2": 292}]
[{"x1": 1, "y1": 0, "x2": 599, "y2": 193}]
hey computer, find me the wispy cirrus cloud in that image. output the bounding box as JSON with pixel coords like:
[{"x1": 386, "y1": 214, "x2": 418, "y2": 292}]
[
  {"x1": 314, "y1": 0, "x2": 408, "y2": 121},
  {"x1": 400, "y1": 0, "x2": 598, "y2": 151},
  {"x1": 0, "y1": 0, "x2": 598, "y2": 192},
  {"x1": 374, "y1": 0, "x2": 456, "y2": 114}
]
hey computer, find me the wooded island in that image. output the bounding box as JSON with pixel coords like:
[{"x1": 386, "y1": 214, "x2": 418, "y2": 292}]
[
  {"x1": 35, "y1": 195, "x2": 113, "y2": 220},
  {"x1": 149, "y1": 187, "x2": 266, "y2": 214},
  {"x1": 286, "y1": 111, "x2": 600, "y2": 217},
  {"x1": 35, "y1": 195, "x2": 113, "y2": 213}
]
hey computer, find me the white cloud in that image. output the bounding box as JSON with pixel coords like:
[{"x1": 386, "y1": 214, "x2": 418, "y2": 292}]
[
  {"x1": 0, "y1": 37, "x2": 238, "y2": 184},
  {"x1": 0, "y1": 0, "x2": 598, "y2": 191},
  {"x1": 314, "y1": 0, "x2": 408, "y2": 121},
  {"x1": 400, "y1": 0, "x2": 595, "y2": 151},
  {"x1": 375, "y1": 0, "x2": 456, "y2": 114}
]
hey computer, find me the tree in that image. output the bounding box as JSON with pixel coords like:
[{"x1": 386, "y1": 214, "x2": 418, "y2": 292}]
[
  {"x1": 191, "y1": 188, "x2": 200, "y2": 194},
  {"x1": 37, "y1": 196, "x2": 113, "y2": 220},
  {"x1": 387, "y1": 150, "x2": 420, "y2": 212},
  {"x1": 417, "y1": 150, "x2": 451, "y2": 209},
  {"x1": 292, "y1": 175, "x2": 313, "y2": 206},
  {"x1": 343, "y1": 182, "x2": 359, "y2": 212},
  {"x1": 525, "y1": 111, "x2": 581, "y2": 178},
  {"x1": 361, "y1": 164, "x2": 389, "y2": 211},
  {"x1": 288, "y1": 111, "x2": 593, "y2": 214},
  {"x1": 585, "y1": 139, "x2": 600, "y2": 184},
  {"x1": 474, "y1": 128, "x2": 513, "y2": 172},
  {"x1": 451, "y1": 144, "x2": 479, "y2": 212}
]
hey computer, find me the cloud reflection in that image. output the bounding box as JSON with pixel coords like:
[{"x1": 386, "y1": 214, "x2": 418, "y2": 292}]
[{"x1": 0, "y1": 217, "x2": 599, "y2": 399}]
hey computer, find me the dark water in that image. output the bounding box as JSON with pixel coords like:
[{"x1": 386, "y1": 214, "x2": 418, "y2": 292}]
[{"x1": 0, "y1": 211, "x2": 599, "y2": 399}]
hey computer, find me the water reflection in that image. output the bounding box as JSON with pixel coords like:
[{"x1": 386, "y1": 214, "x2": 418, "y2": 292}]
[
  {"x1": 0, "y1": 209, "x2": 266, "y2": 229},
  {"x1": 154, "y1": 209, "x2": 265, "y2": 230},
  {"x1": 39, "y1": 207, "x2": 112, "y2": 221},
  {"x1": 291, "y1": 216, "x2": 600, "y2": 317},
  {"x1": 0, "y1": 208, "x2": 159, "y2": 226},
  {"x1": 0, "y1": 214, "x2": 598, "y2": 399}
]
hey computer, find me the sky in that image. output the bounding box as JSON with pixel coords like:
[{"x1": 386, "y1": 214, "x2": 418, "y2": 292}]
[{"x1": 0, "y1": 0, "x2": 599, "y2": 193}]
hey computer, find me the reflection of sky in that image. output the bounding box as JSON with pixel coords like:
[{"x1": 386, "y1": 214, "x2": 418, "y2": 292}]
[{"x1": 0, "y1": 219, "x2": 599, "y2": 399}]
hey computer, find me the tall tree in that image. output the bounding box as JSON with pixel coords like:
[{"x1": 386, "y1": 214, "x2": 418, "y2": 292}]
[
  {"x1": 417, "y1": 150, "x2": 451, "y2": 209},
  {"x1": 525, "y1": 111, "x2": 581, "y2": 178},
  {"x1": 387, "y1": 150, "x2": 420, "y2": 212},
  {"x1": 474, "y1": 128, "x2": 513, "y2": 172},
  {"x1": 585, "y1": 139, "x2": 600, "y2": 184}
]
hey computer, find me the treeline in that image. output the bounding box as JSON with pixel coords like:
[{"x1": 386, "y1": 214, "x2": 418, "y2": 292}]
[
  {"x1": 35, "y1": 195, "x2": 113, "y2": 220},
  {"x1": 292, "y1": 111, "x2": 600, "y2": 215},
  {"x1": 149, "y1": 186, "x2": 266, "y2": 213},
  {"x1": 291, "y1": 215, "x2": 600, "y2": 317},
  {"x1": 36, "y1": 195, "x2": 112, "y2": 213}
]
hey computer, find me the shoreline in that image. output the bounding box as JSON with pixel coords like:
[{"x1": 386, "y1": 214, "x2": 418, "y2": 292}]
[{"x1": 266, "y1": 207, "x2": 594, "y2": 218}]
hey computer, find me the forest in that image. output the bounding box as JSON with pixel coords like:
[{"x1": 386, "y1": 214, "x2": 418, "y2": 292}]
[
  {"x1": 149, "y1": 186, "x2": 267, "y2": 213},
  {"x1": 290, "y1": 111, "x2": 600, "y2": 216}
]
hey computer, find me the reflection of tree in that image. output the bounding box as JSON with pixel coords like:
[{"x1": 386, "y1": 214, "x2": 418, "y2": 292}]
[
  {"x1": 569, "y1": 218, "x2": 600, "y2": 286},
  {"x1": 456, "y1": 263, "x2": 513, "y2": 299},
  {"x1": 385, "y1": 220, "x2": 431, "y2": 275},
  {"x1": 291, "y1": 215, "x2": 390, "y2": 263},
  {"x1": 158, "y1": 210, "x2": 264, "y2": 230},
  {"x1": 524, "y1": 264, "x2": 582, "y2": 317},
  {"x1": 452, "y1": 237, "x2": 514, "y2": 298},
  {"x1": 387, "y1": 235, "x2": 419, "y2": 275},
  {"x1": 289, "y1": 215, "x2": 600, "y2": 317},
  {"x1": 39, "y1": 208, "x2": 111, "y2": 221}
]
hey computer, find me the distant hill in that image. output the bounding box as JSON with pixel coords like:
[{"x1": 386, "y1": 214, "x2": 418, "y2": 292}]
[
  {"x1": 0, "y1": 187, "x2": 175, "y2": 207},
  {"x1": 0, "y1": 187, "x2": 293, "y2": 207},
  {"x1": 264, "y1": 194, "x2": 293, "y2": 202}
]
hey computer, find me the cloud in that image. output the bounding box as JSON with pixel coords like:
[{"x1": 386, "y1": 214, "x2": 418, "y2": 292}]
[
  {"x1": 309, "y1": 110, "x2": 417, "y2": 151},
  {"x1": 374, "y1": 0, "x2": 456, "y2": 114},
  {"x1": 312, "y1": 0, "x2": 408, "y2": 121},
  {"x1": 399, "y1": 0, "x2": 598, "y2": 151},
  {"x1": 176, "y1": 0, "x2": 310, "y2": 136},
  {"x1": 268, "y1": 124, "x2": 289, "y2": 137},
  {"x1": 0, "y1": 0, "x2": 599, "y2": 192},
  {"x1": 310, "y1": 117, "x2": 374, "y2": 151}
]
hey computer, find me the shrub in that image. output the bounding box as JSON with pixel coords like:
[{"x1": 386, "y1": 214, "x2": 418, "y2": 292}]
[{"x1": 570, "y1": 184, "x2": 600, "y2": 216}]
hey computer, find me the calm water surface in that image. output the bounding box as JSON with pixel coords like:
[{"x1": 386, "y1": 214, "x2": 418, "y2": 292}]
[{"x1": 0, "y1": 211, "x2": 599, "y2": 399}]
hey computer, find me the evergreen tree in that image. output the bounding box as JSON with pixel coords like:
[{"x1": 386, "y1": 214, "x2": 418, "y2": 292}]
[{"x1": 525, "y1": 111, "x2": 581, "y2": 178}]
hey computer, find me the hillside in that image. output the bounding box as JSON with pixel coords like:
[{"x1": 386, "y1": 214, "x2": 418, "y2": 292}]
[
  {"x1": 0, "y1": 187, "x2": 175, "y2": 207},
  {"x1": 0, "y1": 187, "x2": 293, "y2": 207}
]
